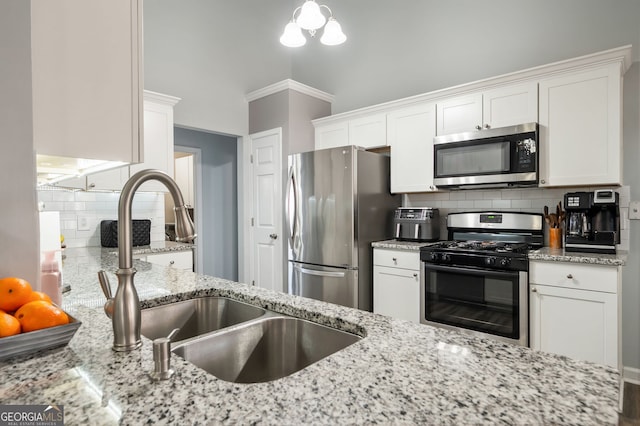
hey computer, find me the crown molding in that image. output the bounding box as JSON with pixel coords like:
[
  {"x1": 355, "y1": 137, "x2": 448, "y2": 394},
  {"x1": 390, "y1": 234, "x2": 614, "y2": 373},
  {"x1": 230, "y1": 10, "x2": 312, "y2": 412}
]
[
  {"x1": 246, "y1": 79, "x2": 334, "y2": 103},
  {"x1": 143, "y1": 89, "x2": 181, "y2": 106}
]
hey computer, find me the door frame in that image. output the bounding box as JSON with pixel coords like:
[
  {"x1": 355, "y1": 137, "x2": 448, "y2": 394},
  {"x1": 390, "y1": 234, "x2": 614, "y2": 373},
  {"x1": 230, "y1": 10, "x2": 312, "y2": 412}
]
[
  {"x1": 174, "y1": 144, "x2": 204, "y2": 274},
  {"x1": 239, "y1": 127, "x2": 283, "y2": 288}
]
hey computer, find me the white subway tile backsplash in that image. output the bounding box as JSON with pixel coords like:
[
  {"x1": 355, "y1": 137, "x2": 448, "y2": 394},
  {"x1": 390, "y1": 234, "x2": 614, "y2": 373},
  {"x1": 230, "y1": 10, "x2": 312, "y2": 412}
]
[
  {"x1": 511, "y1": 199, "x2": 533, "y2": 209},
  {"x1": 473, "y1": 200, "x2": 492, "y2": 208},
  {"x1": 38, "y1": 190, "x2": 165, "y2": 248},
  {"x1": 449, "y1": 192, "x2": 466, "y2": 201},
  {"x1": 492, "y1": 199, "x2": 511, "y2": 209}
]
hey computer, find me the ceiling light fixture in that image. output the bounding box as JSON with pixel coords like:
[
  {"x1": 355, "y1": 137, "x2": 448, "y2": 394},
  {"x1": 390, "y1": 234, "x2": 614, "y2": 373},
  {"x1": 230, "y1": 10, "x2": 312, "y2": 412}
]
[{"x1": 280, "y1": 1, "x2": 346, "y2": 47}]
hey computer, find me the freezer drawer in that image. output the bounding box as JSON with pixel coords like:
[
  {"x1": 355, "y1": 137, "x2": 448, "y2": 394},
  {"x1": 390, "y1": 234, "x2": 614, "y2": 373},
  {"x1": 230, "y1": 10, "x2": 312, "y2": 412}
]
[{"x1": 288, "y1": 262, "x2": 358, "y2": 309}]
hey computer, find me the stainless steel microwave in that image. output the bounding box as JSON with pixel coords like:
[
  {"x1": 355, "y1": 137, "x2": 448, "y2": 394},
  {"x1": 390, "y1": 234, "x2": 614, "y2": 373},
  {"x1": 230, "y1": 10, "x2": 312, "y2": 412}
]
[{"x1": 433, "y1": 122, "x2": 538, "y2": 189}]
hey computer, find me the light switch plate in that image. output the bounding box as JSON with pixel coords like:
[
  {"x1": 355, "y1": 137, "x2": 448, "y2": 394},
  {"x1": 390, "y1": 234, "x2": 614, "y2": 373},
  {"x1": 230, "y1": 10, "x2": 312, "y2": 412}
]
[
  {"x1": 629, "y1": 201, "x2": 640, "y2": 220},
  {"x1": 77, "y1": 216, "x2": 90, "y2": 231}
]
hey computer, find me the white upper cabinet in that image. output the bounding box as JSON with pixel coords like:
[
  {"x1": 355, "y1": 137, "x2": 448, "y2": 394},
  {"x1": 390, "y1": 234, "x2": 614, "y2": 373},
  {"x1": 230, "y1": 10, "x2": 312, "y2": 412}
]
[
  {"x1": 436, "y1": 82, "x2": 538, "y2": 135},
  {"x1": 348, "y1": 113, "x2": 388, "y2": 149},
  {"x1": 387, "y1": 103, "x2": 437, "y2": 193},
  {"x1": 32, "y1": 0, "x2": 142, "y2": 163},
  {"x1": 315, "y1": 121, "x2": 349, "y2": 150},
  {"x1": 538, "y1": 64, "x2": 622, "y2": 187},
  {"x1": 130, "y1": 92, "x2": 180, "y2": 192}
]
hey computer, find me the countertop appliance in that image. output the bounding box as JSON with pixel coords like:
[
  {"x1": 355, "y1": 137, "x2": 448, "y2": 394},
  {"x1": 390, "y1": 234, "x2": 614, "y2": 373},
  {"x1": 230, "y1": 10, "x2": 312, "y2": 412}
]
[
  {"x1": 419, "y1": 211, "x2": 543, "y2": 346},
  {"x1": 433, "y1": 122, "x2": 538, "y2": 189},
  {"x1": 564, "y1": 190, "x2": 620, "y2": 254},
  {"x1": 287, "y1": 146, "x2": 401, "y2": 311},
  {"x1": 393, "y1": 207, "x2": 440, "y2": 242}
]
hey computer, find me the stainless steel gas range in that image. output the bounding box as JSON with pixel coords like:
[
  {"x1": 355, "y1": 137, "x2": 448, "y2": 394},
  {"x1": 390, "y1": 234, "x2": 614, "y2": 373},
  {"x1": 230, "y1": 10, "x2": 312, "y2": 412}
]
[{"x1": 419, "y1": 212, "x2": 543, "y2": 346}]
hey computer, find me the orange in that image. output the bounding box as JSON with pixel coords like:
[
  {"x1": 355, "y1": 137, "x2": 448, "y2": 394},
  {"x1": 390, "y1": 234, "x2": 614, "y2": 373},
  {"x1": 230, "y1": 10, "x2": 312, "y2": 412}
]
[
  {"x1": 24, "y1": 291, "x2": 53, "y2": 305},
  {"x1": 0, "y1": 277, "x2": 33, "y2": 312},
  {"x1": 14, "y1": 300, "x2": 69, "y2": 333},
  {"x1": 0, "y1": 310, "x2": 21, "y2": 337}
]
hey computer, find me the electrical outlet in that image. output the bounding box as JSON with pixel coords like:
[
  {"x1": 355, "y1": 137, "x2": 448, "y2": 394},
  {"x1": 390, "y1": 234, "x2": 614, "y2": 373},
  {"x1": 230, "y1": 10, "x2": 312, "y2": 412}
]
[
  {"x1": 77, "y1": 216, "x2": 90, "y2": 231},
  {"x1": 629, "y1": 201, "x2": 640, "y2": 220}
]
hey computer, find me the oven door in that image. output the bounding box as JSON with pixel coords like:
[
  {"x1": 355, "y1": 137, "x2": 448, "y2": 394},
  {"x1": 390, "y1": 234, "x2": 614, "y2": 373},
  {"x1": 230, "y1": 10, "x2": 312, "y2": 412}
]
[{"x1": 420, "y1": 262, "x2": 528, "y2": 346}]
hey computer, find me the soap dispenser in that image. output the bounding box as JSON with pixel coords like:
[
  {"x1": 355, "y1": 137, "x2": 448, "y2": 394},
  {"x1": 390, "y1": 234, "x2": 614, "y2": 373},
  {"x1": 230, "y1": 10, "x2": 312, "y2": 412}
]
[{"x1": 41, "y1": 250, "x2": 62, "y2": 306}]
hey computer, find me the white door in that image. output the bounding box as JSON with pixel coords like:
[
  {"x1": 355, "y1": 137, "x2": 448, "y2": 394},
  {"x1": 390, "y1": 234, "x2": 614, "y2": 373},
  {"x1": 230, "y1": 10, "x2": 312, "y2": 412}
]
[{"x1": 250, "y1": 129, "x2": 283, "y2": 293}]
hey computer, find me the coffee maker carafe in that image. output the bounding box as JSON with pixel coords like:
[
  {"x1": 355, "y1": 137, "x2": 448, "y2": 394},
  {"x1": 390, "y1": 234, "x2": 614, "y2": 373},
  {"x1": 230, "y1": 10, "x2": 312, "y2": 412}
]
[{"x1": 564, "y1": 190, "x2": 620, "y2": 254}]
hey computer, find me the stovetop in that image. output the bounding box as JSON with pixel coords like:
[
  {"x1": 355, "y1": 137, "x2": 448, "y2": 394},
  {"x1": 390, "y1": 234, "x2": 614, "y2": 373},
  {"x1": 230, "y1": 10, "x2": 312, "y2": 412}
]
[
  {"x1": 420, "y1": 240, "x2": 531, "y2": 271},
  {"x1": 424, "y1": 240, "x2": 530, "y2": 255}
]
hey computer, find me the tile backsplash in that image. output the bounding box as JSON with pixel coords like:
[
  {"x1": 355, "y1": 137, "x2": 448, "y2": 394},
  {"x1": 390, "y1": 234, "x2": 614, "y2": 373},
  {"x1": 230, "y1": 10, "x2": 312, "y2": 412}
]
[
  {"x1": 405, "y1": 185, "x2": 631, "y2": 251},
  {"x1": 37, "y1": 190, "x2": 165, "y2": 248}
]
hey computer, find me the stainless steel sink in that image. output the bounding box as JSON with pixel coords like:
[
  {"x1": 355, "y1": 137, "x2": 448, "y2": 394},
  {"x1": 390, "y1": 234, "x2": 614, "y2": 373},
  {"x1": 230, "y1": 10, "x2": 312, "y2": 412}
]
[
  {"x1": 172, "y1": 316, "x2": 362, "y2": 383},
  {"x1": 140, "y1": 297, "x2": 267, "y2": 342}
]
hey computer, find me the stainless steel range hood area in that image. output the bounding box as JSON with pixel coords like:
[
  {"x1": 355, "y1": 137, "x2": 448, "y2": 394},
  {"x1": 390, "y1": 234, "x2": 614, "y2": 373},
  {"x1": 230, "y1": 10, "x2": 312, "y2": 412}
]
[{"x1": 36, "y1": 154, "x2": 127, "y2": 187}]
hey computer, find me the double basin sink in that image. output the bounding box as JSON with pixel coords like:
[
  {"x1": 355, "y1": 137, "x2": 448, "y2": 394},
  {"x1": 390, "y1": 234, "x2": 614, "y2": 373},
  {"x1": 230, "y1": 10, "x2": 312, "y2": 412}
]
[{"x1": 141, "y1": 297, "x2": 362, "y2": 383}]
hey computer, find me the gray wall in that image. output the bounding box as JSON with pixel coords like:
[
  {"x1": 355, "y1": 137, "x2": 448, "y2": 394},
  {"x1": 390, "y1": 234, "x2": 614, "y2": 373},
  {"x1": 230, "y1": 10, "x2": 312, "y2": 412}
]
[
  {"x1": 0, "y1": 1, "x2": 40, "y2": 285},
  {"x1": 144, "y1": 0, "x2": 292, "y2": 136},
  {"x1": 291, "y1": 0, "x2": 640, "y2": 114},
  {"x1": 174, "y1": 127, "x2": 238, "y2": 281}
]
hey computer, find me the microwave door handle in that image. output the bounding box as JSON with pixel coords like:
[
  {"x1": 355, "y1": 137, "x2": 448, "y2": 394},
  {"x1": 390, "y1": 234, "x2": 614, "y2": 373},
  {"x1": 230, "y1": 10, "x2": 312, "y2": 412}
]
[
  {"x1": 395, "y1": 223, "x2": 401, "y2": 239},
  {"x1": 415, "y1": 224, "x2": 420, "y2": 240}
]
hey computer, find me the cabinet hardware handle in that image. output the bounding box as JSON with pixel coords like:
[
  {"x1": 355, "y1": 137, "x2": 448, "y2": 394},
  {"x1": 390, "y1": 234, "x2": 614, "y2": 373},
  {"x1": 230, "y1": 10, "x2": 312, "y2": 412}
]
[
  {"x1": 413, "y1": 273, "x2": 418, "y2": 278},
  {"x1": 566, "y1": 274, "x2": 573, "y2": 279},
  {"x1": 484, "y1": 124, "x2": 490, "y2": 129},
  {"x1": 531, "y1": 287, "x2": 537, "y2": 292},
  {"x1": 475, "y1": 125, "x2": 482, "y2": 130},
  {"x1": 429, "y1": 185, "x2": 435, "y2": 190},
  {"x1": 392, "y1": 257, "x2": 397, "y2": 262},
  {"x1": 169, "y1": 260, "x2": 175, "y2": 265},
  {"x1": 541, "y1": 179, "x2": 546, "y2": 184},
  {"x1": 88, "y1": 183, "x2": 96, "y2": 188}
]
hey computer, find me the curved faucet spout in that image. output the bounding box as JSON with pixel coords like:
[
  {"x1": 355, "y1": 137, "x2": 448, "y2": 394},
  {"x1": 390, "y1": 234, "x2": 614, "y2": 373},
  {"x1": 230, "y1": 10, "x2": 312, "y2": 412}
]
[{"x1": 111, "y1": 169, "x2": 196, "y2": 352}]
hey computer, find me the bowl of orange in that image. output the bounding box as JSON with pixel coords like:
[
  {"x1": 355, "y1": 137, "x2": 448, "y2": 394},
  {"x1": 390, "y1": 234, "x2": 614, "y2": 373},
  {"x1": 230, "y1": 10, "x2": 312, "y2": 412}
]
[{"x1": 0, "y1": 277, "x2": 81, "y2": 360}]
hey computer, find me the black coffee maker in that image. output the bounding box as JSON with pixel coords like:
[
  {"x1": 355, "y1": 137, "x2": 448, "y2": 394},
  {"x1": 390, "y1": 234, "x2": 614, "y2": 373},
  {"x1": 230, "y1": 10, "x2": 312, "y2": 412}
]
[{"x1": 564, "y1": 190, "x2": 620, "y2": 254}]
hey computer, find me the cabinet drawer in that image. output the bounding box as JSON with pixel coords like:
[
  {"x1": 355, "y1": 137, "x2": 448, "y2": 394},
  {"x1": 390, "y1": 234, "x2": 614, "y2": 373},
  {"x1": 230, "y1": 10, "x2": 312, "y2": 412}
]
[
  {"x1": 144, "y1": 251, "x2": 193, "y2": 271},
  {"x1": 529, "y1": 261, "x2": 618, "y2": 294},
  {"x1": 373, "y1": 249, "x2": 420, "y2": 270}
]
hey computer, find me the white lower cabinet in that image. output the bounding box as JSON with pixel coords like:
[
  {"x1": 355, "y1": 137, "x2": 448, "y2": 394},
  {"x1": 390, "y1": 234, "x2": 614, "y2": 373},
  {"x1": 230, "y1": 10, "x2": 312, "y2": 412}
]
[
  {"x1": 373, "y1": 248, "x2": 420, "y2": 323},
  {"x1": 529, "y1": 261, "x2": 620, "y2": 369},
  {"x1": 141, "y1": 250, "x2": 193, "y2": 271}
]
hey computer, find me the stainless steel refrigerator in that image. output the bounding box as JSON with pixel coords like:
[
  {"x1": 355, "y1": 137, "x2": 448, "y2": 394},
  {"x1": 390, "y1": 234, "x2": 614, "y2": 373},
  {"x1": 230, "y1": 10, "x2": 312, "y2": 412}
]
[{"x1": 286, "y1": 145, "x2": 401, "y2": 311}]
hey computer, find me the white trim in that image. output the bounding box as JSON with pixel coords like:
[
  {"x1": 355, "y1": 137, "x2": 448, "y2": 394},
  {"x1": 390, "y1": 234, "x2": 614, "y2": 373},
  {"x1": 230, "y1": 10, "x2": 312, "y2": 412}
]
[
  {"x1": 144, "y1": 89, "x2": 181, "y2": 106},
  {"x1": 173, "y1": 145, "x2": 203, "y2": 274},
  {"x1": 312, "y1": 44, "x2": 632, "y2": 126},
  {"x1": 623, "y1": 366, "x2": 640, "y2": 385},
  {"x1": 238, "y1": 134, "x2": 251, "y2": 284},
  {"x1": 245, "y1": 79, "x2": 334, "y2": 103}
]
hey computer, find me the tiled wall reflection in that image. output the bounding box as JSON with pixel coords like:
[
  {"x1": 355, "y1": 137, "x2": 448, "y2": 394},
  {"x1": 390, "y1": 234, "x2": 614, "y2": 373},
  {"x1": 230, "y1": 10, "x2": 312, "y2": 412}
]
[
  {"x1": 37, "y1": 190, "x2": 165, "y2": 248},
  {"x1": 405, "y1": 186, "x2": 631, "y2": 251}
]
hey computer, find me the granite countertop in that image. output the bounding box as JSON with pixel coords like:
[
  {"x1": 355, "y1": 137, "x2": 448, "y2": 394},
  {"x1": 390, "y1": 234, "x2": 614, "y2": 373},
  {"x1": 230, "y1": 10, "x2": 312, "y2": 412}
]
[
  {"x1": 372, "y1": 239, "x2": 438, "y2": 251},
  {"x1": 528, "y1": 247, "x2": 627, "y2": 266},
  {"x1": 0, "y1": 247, "x2": 621, "y2": 424}
]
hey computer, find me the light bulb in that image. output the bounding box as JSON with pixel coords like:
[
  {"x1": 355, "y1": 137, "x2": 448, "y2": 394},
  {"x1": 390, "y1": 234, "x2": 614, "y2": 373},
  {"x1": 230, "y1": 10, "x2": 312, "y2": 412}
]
[
  {"x1": 320, "y1": 18, "x2": 346, "y2": 46},
  {"x1": 280, "y1": 21, "x2": 306, "y2": 47},
  {"x1": 295, "y1": 1, "x2": 326, "y2": 30}
]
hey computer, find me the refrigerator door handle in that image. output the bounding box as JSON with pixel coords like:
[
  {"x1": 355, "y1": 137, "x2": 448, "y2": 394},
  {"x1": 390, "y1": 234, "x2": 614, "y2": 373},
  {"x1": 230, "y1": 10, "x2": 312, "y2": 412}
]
[
  {"x1": 295, "y1": 264, "x2": 346, "y2": 278},
  {"x1": 286, "y1": 166, "x2": 298, "y2": 252}
]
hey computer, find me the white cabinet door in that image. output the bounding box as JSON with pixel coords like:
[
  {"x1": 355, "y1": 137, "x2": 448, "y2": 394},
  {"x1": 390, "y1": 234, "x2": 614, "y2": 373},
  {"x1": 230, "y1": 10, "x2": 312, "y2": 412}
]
[
  {"x1": 530, "y1": 284, "x2": 618, "y2": 368},
  {"x1": 144, "y1": 251, "x2": 193, "y2": 271},
  {"x1": 130, "y1": 92, "x2": 180, "y2": 192},
  {"x1": 387, "y1": 103, "x2": 437, "y2": 193},
  {"x1": 436, "y1": 83, "x2": 538, "y2": 135},
  {"x1": 86, "y1": 166, "x2": 129, "y2": 191},
  {"x1": 482, "y1": 82, "x2": 538, "y2": 129},
  {"x1": 373, "y1": 265, "x2": 420, "y2": 323},
  {"x1": 538, "y1": 64, "x2": 622, "y2": 187},
  {"x1": 174, "y1": 156, "x2": 194, "y2": 207},
  {"x1": 32, "y1": 0, "x2": 142, "y2": 163},
  {"x1": 348, "y1": 113, "x2": 387, "y2": 149},
  {"x1": 436, "y1": 93, "x2": 483, "y2": 135},
  {"x1": 315, "y1": 122, "x2": 349, "y2": 150}
]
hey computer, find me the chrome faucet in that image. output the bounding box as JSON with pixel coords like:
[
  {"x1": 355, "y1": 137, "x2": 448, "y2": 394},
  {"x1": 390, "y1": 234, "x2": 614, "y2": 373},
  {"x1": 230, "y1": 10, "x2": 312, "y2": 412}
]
[{"x1": 98, "y1": 169, "x2": 196, "y2": 352}]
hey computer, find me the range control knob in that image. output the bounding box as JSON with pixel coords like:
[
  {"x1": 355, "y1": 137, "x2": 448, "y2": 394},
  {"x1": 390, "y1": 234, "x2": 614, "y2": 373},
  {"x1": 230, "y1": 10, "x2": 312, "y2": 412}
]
[
  {"x1": 485, "y1": 257, "x2": 497, "y2": 267},
  {"x1": 429, "y1": 252, "x2": 439, "y2": 262},
  {"x1": 499, "y1": 258, "x2": 511, "y2": 267},
  {"x1": 441, "y1": 253, "x2": 452, "y2": 262}
]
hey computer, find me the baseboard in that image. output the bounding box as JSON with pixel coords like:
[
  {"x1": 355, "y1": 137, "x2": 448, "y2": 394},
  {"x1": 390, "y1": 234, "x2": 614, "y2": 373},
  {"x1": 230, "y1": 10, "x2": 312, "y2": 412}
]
[{"x1": 623, "y1": 366, "x2": 640, "y2": 385}]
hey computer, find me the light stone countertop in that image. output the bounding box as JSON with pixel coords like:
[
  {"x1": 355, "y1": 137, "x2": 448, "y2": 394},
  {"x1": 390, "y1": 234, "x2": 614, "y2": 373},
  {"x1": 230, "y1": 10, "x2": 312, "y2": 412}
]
[
  {"x1": 371, "y1": 239, "x2": 438, "y2": 251},
  {"x1": 0, "y1": 247, "x2": 621, "y2": 425},
  {"x1": 528, "y1": 247, "x2": 627, "y2": 266}
]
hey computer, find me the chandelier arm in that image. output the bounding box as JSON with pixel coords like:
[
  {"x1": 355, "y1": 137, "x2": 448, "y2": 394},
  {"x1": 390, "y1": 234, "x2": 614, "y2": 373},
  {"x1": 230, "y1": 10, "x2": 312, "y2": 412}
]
[
  {"x1": 319, "y1": 4, "x2": 333, "y2": 18},
  {"x1": 291, "y1": 6, "x2": 302, "y2": 21}
]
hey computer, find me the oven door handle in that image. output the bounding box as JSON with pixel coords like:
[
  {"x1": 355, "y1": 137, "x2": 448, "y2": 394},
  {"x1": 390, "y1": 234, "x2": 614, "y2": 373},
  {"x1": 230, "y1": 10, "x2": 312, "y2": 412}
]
[{"x1": 422, "y1": 262, "x2": 520, "y2": 278}]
